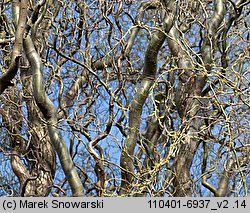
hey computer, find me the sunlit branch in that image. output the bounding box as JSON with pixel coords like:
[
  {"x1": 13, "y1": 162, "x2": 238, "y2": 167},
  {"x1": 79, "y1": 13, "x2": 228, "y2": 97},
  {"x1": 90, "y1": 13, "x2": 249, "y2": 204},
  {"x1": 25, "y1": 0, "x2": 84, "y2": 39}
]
[
  {"x1": 119, "y1": 6, "x2": 175, "y2": 192},
  {"x1": 0, "y1": 0, "x2": 27, "y2": 94}
]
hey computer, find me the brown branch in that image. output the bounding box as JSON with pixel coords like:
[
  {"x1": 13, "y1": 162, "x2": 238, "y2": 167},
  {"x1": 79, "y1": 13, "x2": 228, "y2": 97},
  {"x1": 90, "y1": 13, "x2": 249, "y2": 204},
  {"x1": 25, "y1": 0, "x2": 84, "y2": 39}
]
[{"x1": 11, "y1": 151, "x2": 30, "y2": 196}]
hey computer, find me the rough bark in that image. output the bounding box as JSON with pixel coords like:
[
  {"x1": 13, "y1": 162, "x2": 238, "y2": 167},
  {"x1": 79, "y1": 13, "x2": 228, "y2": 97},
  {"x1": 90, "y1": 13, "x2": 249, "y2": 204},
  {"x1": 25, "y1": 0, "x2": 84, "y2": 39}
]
[
  {"x1": 8, "y1": 1, "x2": 84, "y2": 196},
  {"x1": 23, "y1": 35, "x2": 84, "y2": 196},
  {"x1": 165, "y1": 0, "x2": 226, "y2": 196}
]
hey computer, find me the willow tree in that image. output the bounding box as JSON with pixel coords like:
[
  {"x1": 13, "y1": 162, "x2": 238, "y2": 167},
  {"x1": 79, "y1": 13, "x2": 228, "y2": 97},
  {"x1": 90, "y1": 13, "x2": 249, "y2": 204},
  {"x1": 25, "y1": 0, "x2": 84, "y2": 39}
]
[{"x1": 0, "y1": 0, "x2": 249, "y2": 197}]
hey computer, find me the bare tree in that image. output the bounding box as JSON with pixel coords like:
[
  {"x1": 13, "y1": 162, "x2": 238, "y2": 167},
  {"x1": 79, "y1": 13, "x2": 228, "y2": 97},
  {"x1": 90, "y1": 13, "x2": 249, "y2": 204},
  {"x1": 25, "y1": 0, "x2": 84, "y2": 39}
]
[{"x1": 0, "y1": 0, "x2": 249, "y2": 197}]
